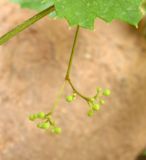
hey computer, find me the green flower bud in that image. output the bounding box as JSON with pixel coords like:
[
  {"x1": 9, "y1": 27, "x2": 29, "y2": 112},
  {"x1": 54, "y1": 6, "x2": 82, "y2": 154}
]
[
  {"x1": 89, "y1": 98, "x2": 95, "y2": 103},
  {"x1": 29, "y1": 114, "x2": 37, "y2": 121},
  {"x1": 103, "y1": 89, "x2": 111, "y2": 96},
  {"x1": 87, "y1": 110, "x2": 94, "y2": 117},
  {"x1": 99, "y1": 99, "x2": 105, "y2": 105},
  {"x1": 37, "y1": 122, "x2": 49, "y2": 129},
  {"x1": 42, "y1": 123, "x2": 50, "y2": 129},
  {"x1": 37, "y1": 112, "x2": 45, "y2": 119},
  {"x1": 73, "y1": 92, "x2": 77, "y2": 97},
  {"x1": 53, "y1": 127, "x2": 62, "y2": 134},
  {"x1": 92, "y1": 104, "x2": 100, "y2": 111},
  {"x1": 66, "y1": 95, "x2": 74, "y2": 103}
]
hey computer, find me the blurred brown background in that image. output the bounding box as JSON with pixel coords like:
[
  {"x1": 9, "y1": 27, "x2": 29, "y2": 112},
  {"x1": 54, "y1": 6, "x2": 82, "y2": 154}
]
[{"x1": 0, "y1": 1, "x2": 146, "y2": 160}]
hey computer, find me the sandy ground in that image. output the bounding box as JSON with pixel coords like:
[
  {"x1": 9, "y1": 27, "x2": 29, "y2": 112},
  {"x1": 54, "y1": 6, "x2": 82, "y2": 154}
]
[{"x1": 0, "y1": 1, "x2": 146, "y2": 160}]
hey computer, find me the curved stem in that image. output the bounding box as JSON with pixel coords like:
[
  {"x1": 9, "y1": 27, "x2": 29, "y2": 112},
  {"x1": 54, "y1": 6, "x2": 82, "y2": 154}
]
[
  {"x1": 67, "y1": 78, "x2": 90, "y2": 101},
  {"x1": 0, "y1": 5, "x2": 55, "y2": 45}
]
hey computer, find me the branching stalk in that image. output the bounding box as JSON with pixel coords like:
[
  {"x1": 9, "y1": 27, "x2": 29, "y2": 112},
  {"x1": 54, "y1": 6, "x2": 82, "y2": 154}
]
[
  {"x1": 65, "y1": 26, "x2": 90, "y2": 101},
  {"x1": 67, "y1": 78, "x2": 90, "y2": 101}
]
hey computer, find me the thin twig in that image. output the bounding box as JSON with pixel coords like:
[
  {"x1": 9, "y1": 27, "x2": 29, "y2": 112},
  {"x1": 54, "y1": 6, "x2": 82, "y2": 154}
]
[{"x1": 0, "y1": 5, "x2": 55, "y2": 45}]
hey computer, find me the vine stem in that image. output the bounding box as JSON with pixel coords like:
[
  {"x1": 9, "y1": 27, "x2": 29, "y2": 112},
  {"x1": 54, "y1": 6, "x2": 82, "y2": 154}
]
[
  {"x1": 0, "y1": 5, "x2": 55, "y2": 45},
  {"x1": 67, "y1": 78, "x2": 89, "y2": 101},
  {"x1": 65, "y1": 26, "x2": 90, "y2": 101},
  {"x1": 49, "y1": 26, "x2": 89, "y2": 115},
  {"x1": 50, "y1": 81, "x2": 66, "y2": 114},
  {"x1": 65, "y1": 26, "x2": 80, "y2": 79}
]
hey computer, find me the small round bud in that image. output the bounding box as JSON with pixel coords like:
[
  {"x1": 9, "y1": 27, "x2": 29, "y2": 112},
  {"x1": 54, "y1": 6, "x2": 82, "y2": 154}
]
[
  {"x1": 29, "y1": 114, "x2": 37, "y2": 121},
  {"x1": 53, "y1": 127, "x2": 62, "y2": 134},
  {"x1": 92, "y1": 104, "x2": 100, "y2": 111},
  {"x1": 42, "y1": 123, "x2": 50, "y2": 129},
  {"x1": 99, "y1": 99, "x2": 105, "y2": 105},
  {"x1": 73, "y1": 92, "x2": 77, "y2": 97},
  {"x1": 103, "y1": 89, "x2": 111, "y2": 96},
  {"x1": 89, "y1": 98, "x2": 95, "y2": 103},
  {"x1": 66, "y1": 95, "x2": 74, "y2": 103},
  {"x1": 37, "y1": 112, "x2": 45, "y2": 119},
  {"x1": 37, "y1": 122, "x2": 49, "y2": 129},
  {"x1": 87, "y1": 110, "x2": 94, "y2": 117}
]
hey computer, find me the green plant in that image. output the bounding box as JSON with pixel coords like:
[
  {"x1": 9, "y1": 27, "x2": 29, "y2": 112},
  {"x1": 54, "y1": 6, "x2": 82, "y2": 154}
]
[{"x1": 0, "y1": 0, "x2": 145, "y2": 134}]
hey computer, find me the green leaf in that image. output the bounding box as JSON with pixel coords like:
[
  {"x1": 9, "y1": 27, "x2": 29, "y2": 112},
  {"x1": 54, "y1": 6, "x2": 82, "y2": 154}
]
[
  {"x1": 11, "y1": 0, "x2": 56, "y2": 17},
  {"x1": 10, "y1": 0, "x2": 143, "y2": 29},
  {"x1": 53, "y1": 0, "x2": 143, "y2": 29},
  {"x1": 11, "y1": 0, "x2": 54, "y2": 11}
]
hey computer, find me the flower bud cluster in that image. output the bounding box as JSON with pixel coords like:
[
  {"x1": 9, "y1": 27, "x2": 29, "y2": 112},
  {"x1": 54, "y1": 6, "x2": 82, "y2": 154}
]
[
  {"x1": 87, "y1": 87, "x2": 111, "y2": 117},
  {"x1": 29, "y1": 112, "x2": 61, "y2": 134}
]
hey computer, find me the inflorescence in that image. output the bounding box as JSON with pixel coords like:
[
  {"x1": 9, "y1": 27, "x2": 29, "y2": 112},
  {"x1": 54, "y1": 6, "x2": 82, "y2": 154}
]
[
  {"x1": 66, "y1": 87, "x2": 111, "y2": 117},
  {"x1": 28, "y1": 26, "x2": 111, "y2": 135},
  {"x1": 29, "y1": 112, "x2": 62, "y2": 134},
  {"x1": 28, "y1": 87, "x2": 110, "y2": 134}
]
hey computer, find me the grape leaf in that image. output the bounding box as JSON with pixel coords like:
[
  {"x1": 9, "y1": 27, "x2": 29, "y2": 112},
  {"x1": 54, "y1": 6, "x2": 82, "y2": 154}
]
[
  {"x1": 11, "y1": 0, "x2": 143, "y2": 29},
  {"x1": 11, "y1": 0, "x2": 54, "y2": 11},
  {"x1": 53, "y1": 0, "x2": 143, "y2": 29}
]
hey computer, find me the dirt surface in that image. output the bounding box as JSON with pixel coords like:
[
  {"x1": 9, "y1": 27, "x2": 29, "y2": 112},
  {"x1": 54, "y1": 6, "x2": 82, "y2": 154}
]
[{"x1": 0, "y1": 1, "x2": 146, "y2": 160}]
